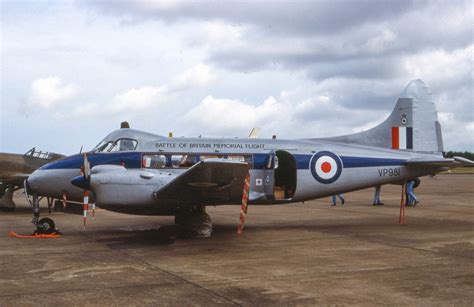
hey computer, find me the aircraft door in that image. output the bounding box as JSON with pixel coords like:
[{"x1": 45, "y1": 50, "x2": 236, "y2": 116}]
[
  {"x1": 263, "y1": 151, "x2": 276, "y2": 199},
  {"x1": 250, "y1": 151, "x2": 277, "y2": 201}
]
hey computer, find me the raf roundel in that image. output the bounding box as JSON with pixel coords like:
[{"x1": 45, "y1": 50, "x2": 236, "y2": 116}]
[{"x1": 310, "y1": 151, "x2": 343, "y2": 184}]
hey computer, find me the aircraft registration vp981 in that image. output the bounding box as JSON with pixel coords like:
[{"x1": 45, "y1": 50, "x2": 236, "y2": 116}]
[{"x1": 26, "y1": 80, "x2": 473, "y2": 236}]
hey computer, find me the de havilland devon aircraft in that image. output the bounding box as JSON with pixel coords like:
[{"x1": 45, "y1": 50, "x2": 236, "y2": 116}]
[{"x1": 25, "y1": 80, "x2": 473, "y2": 236}]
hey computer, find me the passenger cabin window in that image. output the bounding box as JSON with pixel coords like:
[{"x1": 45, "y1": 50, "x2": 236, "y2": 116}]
[
  {"x1": 142, "y1": 154, "x2": 166, "y2": 169},
  {"x1": 200, "y1": 154, "x2": 252, "y2": 166},
  {"x1": 171, "y1": 154, "x2": 199, "y2": 168},
  {"x1": 200, "y1": 154, "x2": 223, "y2": 160},
  {"x1": 228, "y1": 155, "x2": 252, "y2": 166}
]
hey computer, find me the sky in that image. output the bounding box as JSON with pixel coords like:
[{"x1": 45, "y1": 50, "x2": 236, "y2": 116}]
[{"x1": 1, "y1": 0, "x2": 473, "y2": 155}]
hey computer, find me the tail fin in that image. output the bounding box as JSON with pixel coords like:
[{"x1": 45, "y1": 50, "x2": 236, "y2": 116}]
[{"x1": 323, "y1": 79, "x2": 443, "y2": 153}]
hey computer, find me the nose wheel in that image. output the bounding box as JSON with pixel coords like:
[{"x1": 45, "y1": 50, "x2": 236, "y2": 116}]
[
  {"x1": 30, "y1": 192, "x2": 58, "y2": 234},
  {"x1": 34, "y1": 218, "x2": 57, "y2": 235}
]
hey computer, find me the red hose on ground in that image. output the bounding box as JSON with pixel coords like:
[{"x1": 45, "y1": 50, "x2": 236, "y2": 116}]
[{"x1": 8, "y1": 231, "x2": 61, "y2": 239}]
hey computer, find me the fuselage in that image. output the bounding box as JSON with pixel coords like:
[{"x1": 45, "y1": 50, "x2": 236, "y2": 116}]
[{"x1": 27, "y1": 136, "x2": 446, "y2": 215}]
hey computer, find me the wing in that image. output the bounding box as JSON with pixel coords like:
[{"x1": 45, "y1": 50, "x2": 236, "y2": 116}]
[
  {"x1": 0, "y1": 173, "x2": 30, "y2": 186},
  {"x1": 405, "y1": 156, "x2": 474, "y2": 168},
  {"x1": 153, "y1": 159, "x2": 250, "y2": 205}
]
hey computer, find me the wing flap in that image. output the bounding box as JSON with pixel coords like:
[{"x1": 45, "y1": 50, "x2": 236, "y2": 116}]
[{"x1": 154, "y1": 159, "x2": 250, "y2": 205}]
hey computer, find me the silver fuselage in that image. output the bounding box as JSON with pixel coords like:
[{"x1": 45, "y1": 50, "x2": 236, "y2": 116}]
[{"x1": 27, "y1": 136, "x2": 445, "y2": 215}]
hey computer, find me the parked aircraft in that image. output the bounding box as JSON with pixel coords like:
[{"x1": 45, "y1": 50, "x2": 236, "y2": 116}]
[
  {"x1": 0, "y1": 148, "x2": 64, "y2": 212},
  {"x1": 25, "y1": 80, "x2": 473, "y2": 235}
]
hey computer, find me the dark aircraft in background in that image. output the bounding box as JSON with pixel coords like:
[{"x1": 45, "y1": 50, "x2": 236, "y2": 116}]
[{"x1": 0, "y1": 148, "x2": 64, "y2": 211}]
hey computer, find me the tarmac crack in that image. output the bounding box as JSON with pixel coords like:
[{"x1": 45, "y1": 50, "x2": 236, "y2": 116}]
[
  {"x1": 79, "y1": 231, "x2": 242, "y2": 306},
  {"x1": 329, "y1": 232, "x2": 473, "y2": 261},
  {"x1": 0, "y1": 281, "x2": 185, "y2": 299}
]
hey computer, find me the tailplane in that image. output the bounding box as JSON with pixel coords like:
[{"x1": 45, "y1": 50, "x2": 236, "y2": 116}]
[{"x1": 321, "y1": 79, "x2": 443, "y2": 153}]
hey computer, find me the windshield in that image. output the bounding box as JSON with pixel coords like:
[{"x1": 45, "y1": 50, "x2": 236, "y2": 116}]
[
  {"x1": 114, "y1": 138, "x2": 137, "y2": 151},
  {"x1": 93, "y1": 141, "x2": 114, "y2": 152},
  {"x1": 92, "y1": 138, "x2": 137, "y2": 153}
]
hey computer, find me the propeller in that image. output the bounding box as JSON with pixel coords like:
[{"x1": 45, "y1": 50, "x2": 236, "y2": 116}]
[
  {"x1": 71, "y1": 153, "x2": 93, "y2": 229},
  {"x1": 83, "y1": 153, "x2": 91, "y2": 180},
  {"x1": 71, "y1": 153, "x2": 91, "y2": 190}
]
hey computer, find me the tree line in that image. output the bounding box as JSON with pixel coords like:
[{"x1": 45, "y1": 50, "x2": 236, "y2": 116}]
[{"x1": 443, "y1": 151, "x2": 474, "y2": 160}]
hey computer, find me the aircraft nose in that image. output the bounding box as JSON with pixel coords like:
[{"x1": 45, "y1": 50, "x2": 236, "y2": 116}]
[
  {"x1": 26, "y1": 170, "x2": 42, "y2": 192},
  {"x1": 71, "y1": 175, "x2": 90, "y2": 190}
]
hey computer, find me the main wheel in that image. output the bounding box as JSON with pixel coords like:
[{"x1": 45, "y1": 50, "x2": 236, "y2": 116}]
[
  {"x1": 413, "y1": 177, "x2": 421, "y2": 188},
  {"x1": 36, "y1": 217, "x2": 56, "y2": 234}
]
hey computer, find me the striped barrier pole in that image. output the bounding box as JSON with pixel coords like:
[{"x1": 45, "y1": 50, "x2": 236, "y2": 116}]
[
  {"x1": 83, "y1": 190, "x2": 89, "y2": 229},
  {"x1": 237, "y1": 173, "x2": 251, "y2": 235},
  {"x1": 399, "y1": 183, "x2": 406, "y2": 225}
]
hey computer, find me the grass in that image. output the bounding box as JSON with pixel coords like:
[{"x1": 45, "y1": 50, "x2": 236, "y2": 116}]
[{"x1": 441, "y1": 167, "x2": 474, "y2": 174}]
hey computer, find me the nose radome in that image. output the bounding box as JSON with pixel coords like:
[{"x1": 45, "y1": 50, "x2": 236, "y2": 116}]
[{"x1": 27, "y1": 170, "x2": 41, "y2": 192}]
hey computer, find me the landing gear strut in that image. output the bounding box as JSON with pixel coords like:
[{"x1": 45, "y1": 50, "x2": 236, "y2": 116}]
[
  {"x1": 30, "y1": 193, "x2": 57, "y2": 234},
  {"x1": 175, "y1": 205, "x2": 212, "y2": 238}
]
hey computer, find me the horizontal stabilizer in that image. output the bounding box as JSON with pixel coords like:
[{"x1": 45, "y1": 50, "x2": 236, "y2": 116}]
[{"x1": 405, "y1": 156, "x2": 474, "y2": 168}]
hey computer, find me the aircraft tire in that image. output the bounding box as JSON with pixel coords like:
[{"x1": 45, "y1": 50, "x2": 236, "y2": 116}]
[
  {"x1": 413, "y1": 178, "x2": 421, "y2": 188},
  {"x1": 36, "y1": 217, "x2": 56, "y2": 234}
]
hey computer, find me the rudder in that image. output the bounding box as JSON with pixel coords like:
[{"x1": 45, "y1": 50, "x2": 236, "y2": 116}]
[{"x1": 320, "y1": 79, "x2": 443, "y2": 153}]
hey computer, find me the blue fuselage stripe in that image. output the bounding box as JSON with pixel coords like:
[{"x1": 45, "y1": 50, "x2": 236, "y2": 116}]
[
  {"x1": 40, "y1": 152, "x2": 406, "y2": 171},
  {"x1": 341, "y1": 156, "x2": 406, "y2": 168}
]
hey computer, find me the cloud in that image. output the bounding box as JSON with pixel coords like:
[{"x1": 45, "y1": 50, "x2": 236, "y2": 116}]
[
  {"x1": 53, "y1": 103, "x2": 100, "y2": 120},
  {"x1": 183, "y1": 88, "x2": 383, "y2": 138},
  {"x1": 105, "y1": 64, "x2": 216, "y2": 113},
  {"x1": 183, "y1": 95, "x2": 285, "y2": 135},
  {"x1": 108, "y1": 86, "x2": 168, "y2": 113},
  {"x1": 168, "y1": 63, "x2": 216, "y2": 92},
  {"x1": 28, "y1": 77, "x2": 78, "y2": 109},
  {"x1": 83, "y1": 0, "x2": 471, "y2": 80},
  {"x1": 81, "y1": 0, "x2": 419, "y2": 36},
  {"x1": 2, "y1": 1, "x2": 473, "y2": 153}
]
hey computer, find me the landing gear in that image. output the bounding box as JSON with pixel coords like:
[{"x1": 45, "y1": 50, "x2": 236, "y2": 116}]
[
  {"x1": 175, "y1": 205, "x2": 212, "y2": 238},
  {"x1": 30, "y1": 193, "x2": 58, "y2": 234},
  {"x1": 0, "y1": 186, "x2": 16, "y2": 212},
  {"x1": 34, "y1": 218, "x2": 56, "y2": 235}
]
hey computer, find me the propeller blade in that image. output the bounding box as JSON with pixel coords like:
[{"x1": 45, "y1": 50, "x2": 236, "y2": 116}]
[
  {"x1": 73, "y1": 154, "x2": 92, "y2": 190},
  {"x1": 83, "y1": 153, "x2": 91, "y2": 179},
  {"x1": 62, "y1": 192, "x2": 68, "y2": 210}
]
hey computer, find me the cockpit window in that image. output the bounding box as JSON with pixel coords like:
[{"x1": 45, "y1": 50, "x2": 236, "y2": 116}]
[
  {"x1": 93, "y1": 141, "x2": 115, "y2": 152},
  {"x1": 112, "y1": 138, "x2": 137, "y2": 151},
  {"x1": 93, "y1": 139, "x2": 137, "y2": 152}
]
